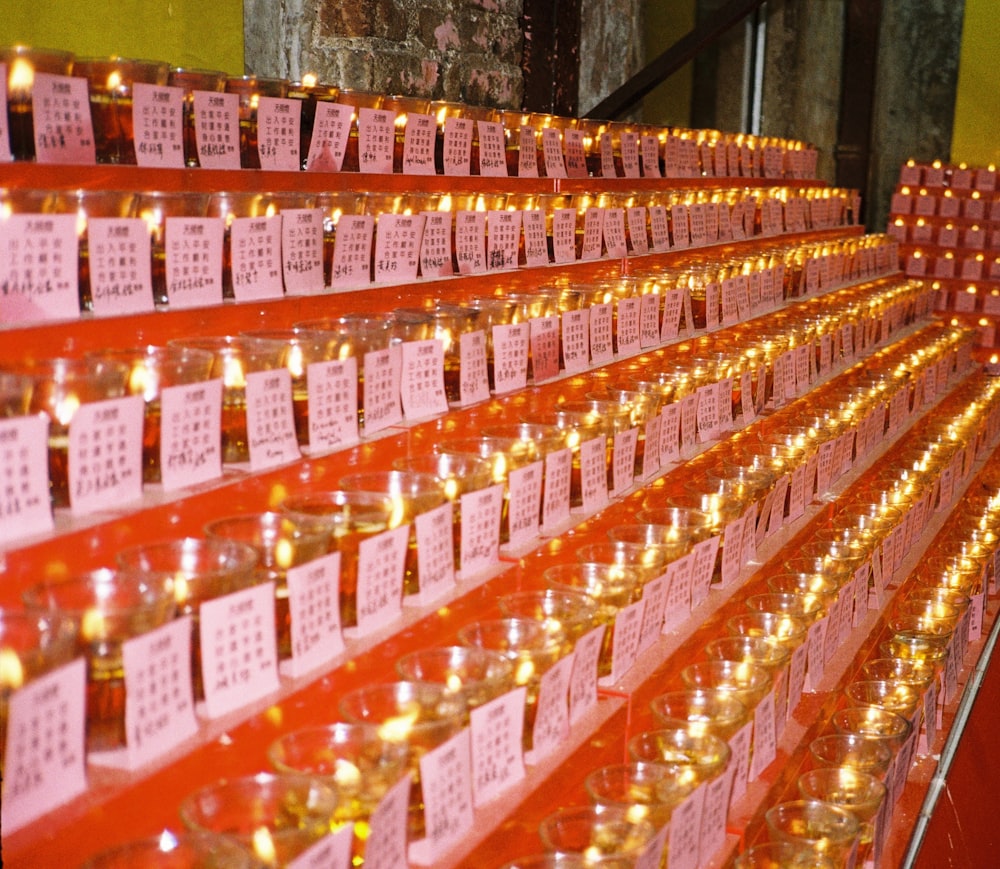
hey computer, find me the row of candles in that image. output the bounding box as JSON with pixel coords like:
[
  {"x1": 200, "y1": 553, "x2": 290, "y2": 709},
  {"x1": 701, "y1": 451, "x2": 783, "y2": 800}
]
[
  {"x1": 896, "y1": 159, "x2": 1000, "y2": 195},
  {"x1": 0, "y1": 183, "x2": 864, "y2": 325},
  {"x1": 0, "y1": 312, "x2": 980, "y2": 862},
  {"x1": 0, "y1": 260, "x2": 932, "y2": 537},
  {"x1": 1, "y1": 44, "x2": 817, "y2": 179}
]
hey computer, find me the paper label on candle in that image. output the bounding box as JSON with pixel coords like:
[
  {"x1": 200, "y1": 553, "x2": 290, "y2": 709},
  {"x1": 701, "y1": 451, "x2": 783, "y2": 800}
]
[
  {"x1": 412, "y1": 502, "x2": 455, "y2": 604},
  {"x1": 255, "y1": 96, "x2": 302, "y2": 170},
  {"x1": 627, "y1": 206, "x2": 649, "y2": 254},
  {"x1": 305, "y1": 358, "x2": 359, "y2": 453},
  {"x1": 695, "y1": 381, "x2": 720, "y2": 443},
  {"x1": 487, "y1": 209, "x2": 520, "y2": 271},
  {"x1": 640, "y1": 415, "x2": 662, "y2": 480},
  {"x1": 529, "y1": 654, "x2": 573, "y2": 762},
  {"x1": 374, "y1": 212, "x2": 425, "y2": 283},
  {"x1": 1, "y1": 657, "x2": 87, "y2": 833},
  {"x1": 492, "y1": 323, "x2": 529, "y2": 395},
  {"x1": 721, "y1": 278, "x2": 739, "y2": 327},
  {"x1": 68, "y1": 394, "x2": 144, "y2": 514},
  {"x1": 477, "y1": 120, "x2": 507, "y2": 176},
  {"x1": 569, "y1": 625, "x2": 605, "y2": 723},
  {"x1": 561, "y1": 309, "x2": 590, "y2": 374},
  {"x1": 542, "y1": 447, "x2": 572, "y2": 530},
  {"x1": 541, "y1": 126, "x2": 567, "y2": 178},
  {"x1": 286, "y1": 824, "x2": 353, "y2": 869},
  {"x1": 164, "y1": 217, "x2": 224, "y2": 309},
  {"x1": 588, "y1": 302, "x2": 614, "y2": 365},
  {"x1": 330, "y1": 213, "x2": 374, "y2": 288},
  {"x1": 740, "y1": 502, "x2": 759, "y2": 564},
  {"x1": 580, "y1": 207, "x2": 604, "y2": 260},
  {"x1": 459, "y1": 483, "x2": 503, "y2": 576},
  {"x1": 402, "y1": 111, "x2": 436, "y2": 174},
  {"x1": 507, "y1": 460, "x2": 543, "y2": 546},
  {"x1": 305, "y1": 102, "x2": 352, "y2": 171},
  {"x1": 362, "y1": 348, "x2": 402, "y2": 435},
  {"x1": 638, "y1": 572, "x2": 669, "y2": 651},
  {"x1": 529, "y1": 315, "x2": 561, "y2": 383},
  {"x1": 659, "y1": 402, "x2": 681, "y2": 465},
  {"x1": 699, "y1": 760, "x2": 736, "y2": 866},
  {"x1": 679, "y1": 392, "x2": 698, "y2": 454},
  {"x1": 552, "y1": 208, "x2": 577, "y2": 263},
  {"x1": 31, "y1": 72, "x2": 95, "y2": 164},
  {"x1": 563, "y1": 128, "x2": 587, "y2": 177},
  {"x1": 662, "y1": 553, "x2": 694, "y2": 632},
  {"x1": 639, "y1": 293, "x2": 661, "y2": 349},
  {"x1": 454, "y1": 210, "x2": 487, "y2": 274},
  {"x1": 765, "y1": 473, "x2": 789, "y2": 537},
  {"x1": 521, "y1": 209, "x2": 548, "y2": 267},
  {"x1": 0, "y1": 415, "x2": 52, "y2": 542},
  {"x1": 470, "y1": 687, "x2": 526, "y2": 803},
  {"x1": 159, "y1": 378, "x2": 223, "y2": 491},
  {"x1": 749, "y1": 688, "x2": 778, "y2": 779},
  {"x1": 649, "y1": 205, "x2": 670, "y2": 250},
  {"x1": 617, "y1": 130, "x2": 639, "y2": 177},
  {"x1": 597, "y1": 600, "x2": 646, "y2": 685},
  {"x1": 598, "y1": 131, "x2": 615, "y2": 177},
  {"x1": 720, "y1": 515, "x2": 746, "y2": 586},
  {"x1": 245, "y1": 368, "x2": 300, "y2": 470},
  {"x1": 671, "y1": 203, "x2": 691, "y2": 248},
  {"x1": 104, "y1": 616, "x2": 197, "y2": 769},
  {"x1": 611, "y1": 428, "x2": 638, "y2": 497},
  {"x1": 668, "y1": 783, "x2": 706, "y2": 869},
  {"x1": 85, "y1": 217, "x2": 155, "y2": 315},
  {"x1": 690, "y1": 536, "x2": 720, "y2": 607},
  {"x1": 727, "y1": 719, "x2": 754, "y2": 804},
  {"x1": 364, "y1": 774, "x2": 412, "y2": 869},
  {"x1": 358, "y1": 107, "x2": 394, "y2": 173},
  {"x1": 354, "y1": 525, "x2": 408, "y2": 634},
  {"x1": 442, "y1": 116, "x2": 473, "y2": 175},
  {"x1": 659, "y1": 289, "x2": 683, "y2": 341},
  {"x1": 603, "y1": 207, "x2": 628, "y2": 258},
  {"x1": 688, "y1": 202, "x2": 708, "y2": 247},
  {"x1": 228, "y1": 215, "x2": 284, "y2": 301},
  {"x1": 457, "y1": 329, "x2": 490, "y2": 405},
  {"x1": 282, "y1": 552, "x2": 345, "y2": 678},
  {"x1": 410, "y1": 729, "x2": 474, "y2": 864},
  {"x1": 0, "y1": 213, "x2": 79, "y2": 324},
  {"x1": 400, "y1": 338, "x2": 448, "y2": 420},
  {"x1": 786, "y1": 638, "x2": 807, "y2": 711},
  {"x1": 200, "y1": 582, "x2": 279, "y2": 719},
  {"x1": 639, "y1": 134, "x2": 661, "y2": 177},
  {"x1": 281, "y1": 208, "x2": 325, "y2": 294},
  {"x1": 616, "y1": 297, "x2": 641, "y2": 356},
  {"x1": 580, "y1": 435, "x2": 609, "y2": 513},
  {"x1": 919, "y1": 679, "x2": 938, "y2": 756},
  {"x1": 191, "y1": 90, "x2": 240, "y2": 169},
  {"x1": 517, "y1": 125, "x2": 539, "y2": 177}
]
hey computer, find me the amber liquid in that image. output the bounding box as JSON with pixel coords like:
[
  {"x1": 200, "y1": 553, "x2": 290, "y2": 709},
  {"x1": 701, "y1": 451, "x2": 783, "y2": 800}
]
[
  {"x1": 85, "y1": 646, "x2": 128, "y2": 751},
  {"x1": 89, "y1": 93, "x2": 137, "y2": 164},
  {"x1": 291, "y1": 387, "x2": 310, "y2": 447},
  {"x1": 48, "y1": 433, "x2": 71, "y2": 508},
  {"x1": 221, "y1": 394, "x2": 250, "y2": 464}
]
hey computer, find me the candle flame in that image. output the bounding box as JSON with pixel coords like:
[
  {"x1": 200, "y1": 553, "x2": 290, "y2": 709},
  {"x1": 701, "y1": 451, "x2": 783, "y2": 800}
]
[
  {"x1": 251, "y1": 826, "x2": 277, "y2": 865},
  {"x1": 81, "y1": 607, "x2": 106, "y2": 642},
  {"x1": 377, "y1": 710, "x2": 417, "y2": 742},
  {"x1": 0, "y1": 648, "x2": 25, "y2": 690}
]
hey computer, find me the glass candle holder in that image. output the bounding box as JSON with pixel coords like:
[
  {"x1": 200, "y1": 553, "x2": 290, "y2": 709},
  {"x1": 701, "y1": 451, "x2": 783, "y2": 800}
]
[
  {"x1": 584, "y1": 761, "x2": 698, "y2": 831},
  {"x1": 166, "y1": 67, "x2": 227, "y2": 168},
  {"x1": 764, "y1": 799, "x2": 860, "y2": 868},
  {"x1": 733, "y1": 841, "x2": 837, "y2": 869},
  {"x1": 860, "y1": 657, "x2": 936, "y2": 691},
  {"x1": 680, "y1": 660, "x2": 773, "y2": 710},
  {"x1": 797, "y1": 767, "x2": 886, "y2": 847},
  {"x1": 2, "y1": 45, "x2": 76, "y2": 161},
  {"x1": 74, "y1": 56, "x2": 170, "y2": 164},
  {"x1": 726, "y1": 611, "x2": 809, "y2": 652},
  {"x1": 498, "y1": 588, "x2": 601, "y2": 649},
  {"x1": 626, "y1": 727, "x2": 732, "y2": 786},
  {"x1": 8, "y1": 356, "x2": 130, "y2": 508},
  {"x1": 288, "y1": 78, "x2": 339, "y2": 171},
  {"x1": 538, "y1": 804, "x2": 658, "y2": 867},
  {"x1": 808, "y1": 733, "x2": 893, "y2": 778},
  {"x1": 279, "y1": 489, "x2": 403, "y2": 629},
  {"x1": 831, "y1": 705, "x2": 913, "y2": 754},
  {"x1": 204, "y1": 511, "x2": 328, "y2": 659},
  {"x1": 0, "y1": 371, "x2": 34, "y2": 417},
  {"x1": 93, "y1": 345, "x2": 215, "y2": 482},
  {"x1": 135, "y1": 191, "x2": 211, "y2": 307},
  {"x1": 703, "y1": 635, "x2": 791, "y2": 677},
  {"x1": 844, "y1": 679, "x2": 922, "y2": 720},
  {"x1": 498, "y1": 856, "x2": 588, "y2": 869},
  {"x1": 649, "y1": 688, "x2": 749, "y2": 741},
  {"x1": 572, "y1": 543, "x2": 668, "y2": 587},
  {"x1": 224, "y1": 74, "x2": 289, "y2": 169},
  {"x1": 22, "y1": 567, "x2": 176, "y2": 751},
  {"x1": 744, "y1": 591, "x2": 827, "y2": 625},
  {"x1": 337, "y1": 680, "x2": 466, "y2": 840},
  {"x1": 395, "y1": 645, "x2": 513, "y2": 713},
  {"x1": 115, "y1": 536, "x2": 259, "y2": 701},
  {"x1": 0, "y1": 608, "x2": 77, "y2": 774},
  {"x1": 879, "y1": 635, "x2": 948, "y2": 666},
  {"x1": 179, "y1": 772, "x2": 339, "y2": 867},
  {"x1": 80, "y1": 830, "x2": 258, "y2": 869}
]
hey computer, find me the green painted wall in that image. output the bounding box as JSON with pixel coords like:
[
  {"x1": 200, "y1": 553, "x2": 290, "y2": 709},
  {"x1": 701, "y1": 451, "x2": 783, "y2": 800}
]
[
  {"x1": 0, "y1": 0, "x2": 244, "y2": 74},
  {"x1": 952, "y1": 0, "x2": 1000, "y2": 168},
  {"x1": 643, "y1": 0, "x2": 696, "y2": 126}
]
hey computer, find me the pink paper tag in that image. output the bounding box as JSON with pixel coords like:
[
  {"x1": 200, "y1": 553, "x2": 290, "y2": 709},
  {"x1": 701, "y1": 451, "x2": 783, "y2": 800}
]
[
  {"x1": 749, "y1": 688, "x2": 778, "y2": 779},
  {"x1": 720, "y1": 515, "x2": 746, "y2": 586},
  {"x1": 305, "y1": 102, "x2": 352, "y2": 171},
  {"x1": 541, "y1": 127, "x2": 567, "y2": 178},
  {"x1": 0, "y1": 213, "x2": 79, "y2": 324},
  {"x1": 281, "y1": 208, "x2": 325, "y2": 294},
  {"x1": 257, "y1": 96, "x2": 302, "y2": 170},
  {"x1": 627, "y1": 206, "x2": 649, "y2": 254},
  {"x1": 672, "y1": 204, "x2": 691, "y2": 248},
  {"x1": 470, "y1": 687, "x2": 527, "y2": 804},
  {"x1": 32, "y1": 72, "x2": 95, "y2": 164},
  {"x1": 563, "y1": 128, "x2": 588, "y2": 177},
  {"x1": 131, "y1": 82, "x2": 184, "y2": 167},
  {"x1": 728, "y1": 720, "x2": 753, "y2": 804},
  {"x1": 362, "y1": 347, "x2": 402, "y2": 435},
  {"x1": 245, "y1": 368, "x2": 300, "y2": 470},
  {"x1": 364, "y1": 774, "x2": 412, "y2": 869},
  {"x1": 283, "y1": 552, "x2": 345, "y2": 678},
  {"x1": 529, "y1": 315, "x2": 560, "y2": 382},
  {"x1": 589, "y1": 303, "x2": 613, "y2": 365},
  {"x1": 192, "y1": 90, "x2": 240, "y2": 169},
  {"x1": 87, "y1": 217, "x2": 155, "y2": 315},
  {"x1": 491, "y1": 323, "x2": 529, "y2": 394},
  {"x1": 287, "y1": 825, "x2": 353, "y2": 869},
  {"x1": 306, "y1": 358, "x2": 359, "y2": 452},
  {"x1": 1, "y1": 658, "x2": 87, "y2": 833},
  {"x1": 412, "y1": 502, "x2": 456, "y2": 605},
  {"x1": 649, "y1": 205, "x2": 670, "y2": 251},
  {"x1": 68, "y1": 394, "x2": 144, "y2": 514},
  {"x1": 454, "y1": 211, "x2": 487, "y2": 274},
  {"x1": 695, "y1": 382, "x2": 720, "y2": 443},
  {"x1": 699, "y1": 761, "x2": 736, "y2": 866},
  {"x1": 402, "y1": 112, "x2": 436, "y2": 175},
  {"x1": 640, "y1": 134, "x2": 661, "y2": 177},
  {"x1": 506, "y1": 459, "x2": 543, "y2": 546},
  {"x1": 639, "y1": 293, "x2": 661, "y2": 349},
  {"x1": 659, "y1": 403, "x2": 681, "y2": 465},
  {"x1": 357, "y1": 107, "x2": 394, "y2": 173},
  {"x1": 477, "y1": 120, "x2": 507, "y2": 176},
  {"x1": 458, "y1": 329, "x2": 490, "y2": 405},
  {"x1": 419, "y1": 210, "x2": 454, "y2": 278},
  {"x1": 579, "y1": 435, "x2": 609, "y2": 512},
  {"x1": 164, "y1": 217, "x2": 224, "y2": 309},
  {"x1": 667, "y1": 783, "x2": 707, "y2": 869},
  {"x1": 528, "y1": 653, "x2": 574, "y2": 762},
  {"x1": 542, "y1": 448, "x2": 572, "y2": 531},
  {"x1": 521, "y1": 209, "x2": 549, "y2": 267},
  {"x1": 580, "y1": 207, "x2": 604, "y2": 260},
  {"x1": 0, "y1": 415, "x2": 53, "y2": 542},
  {"x1": 159, "y1": 378, "x2": 223, "y2": 491},
  {"x1": 200, "y1": 582, "x2": 280, "y2": 719},
  {"x1": 560, "y1": 309, "x2": 590, "y2": 374},
  {"x1": 459, "y1": 483, "x2": 504, "y2": 576},
  {"x1": 354, "y1": 525, "x2": 409, "y2": 635},
  {"x1": 400, "y1": 339, "x2": 448, "y2": 420},
  {"x1": 598, "y1": 132, "x2": 615, "y2": 177},
  {"x1": 603, "y1": 207, "x2": 627, "y2": 258},
  {"x1": 638, "y1": 573, "x2": 669, "y2": 650},
  {"x1": 620, "y1": 131, "x2": 640, "y2": 177},
  {"x1": 517, "y1": 126, "x2": 540, "y2": 177},
  {"x1": 442, "y1": 116, "x2": 474, "y2": 175},
  {"x1": 330, "y1": 214, "x2": 374, "y2": 288},
  {"x1": 375, "y1": 213, "x2": 425, "y2": 283},
  {"x1": 487, "y1": 209, "x2": 521, "y2": 271},
  {"x1": 616, "y1": 297, "x2": 641, "y2": 356},
  {"x1": 569, "y1": 625, "x2": 605, "y2": 722},
  {"x1": 641, "y1": 415, "x2": 662, "y2": 479},
  {"x1": 612, "y1": 428, "x2": 638, "y2": 496},
  {"x1": 551, "y1": 208, "x2": 577, "y2": 263},
  {"x1": 411, "y1": 729, "x2": 474, "y2": 864},
  {"x1": 662, "y1": 554, "x2": 693, "y2": 632}
]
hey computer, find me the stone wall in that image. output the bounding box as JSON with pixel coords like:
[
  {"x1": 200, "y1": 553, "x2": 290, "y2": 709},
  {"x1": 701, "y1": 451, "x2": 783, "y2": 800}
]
[{"x1": 244, "y1": 0, "x2": 525, "y2": 108}]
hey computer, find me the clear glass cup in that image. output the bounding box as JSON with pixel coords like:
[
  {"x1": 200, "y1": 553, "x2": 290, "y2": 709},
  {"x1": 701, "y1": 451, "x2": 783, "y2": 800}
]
[
  {"x1": 395, "y1": 644, "x2": 513, "y2": 713},
  {"x1": 626, "y1": 727, "x2": 732, "y2": 784},
  {"x1": 726, "y1": 611, "x2": 809, "y2": 652},
  {"x1": 166, "y1": 67, "x2": 227, "y2": 168},
  {"x1": 74, "y1": 56, "x2": 170, "y2": 164},
  {"x1": 733, "y1": 841, "x2": 836, "y2": 869},
  {"x1": 831, "y1": 705, "x2": 913, "y2": 753},
  {"x1": 224, "y1": 74, "x2": 289, "y2": 169},
  {"x1": 797, "y1": 767, "x2": 886, "y2": 846},
  {"x1": 844, "y1": 679, "x2": 922, "y2": 719},
  {"x1": 680, "y1": 659, "x2": 773, "y2": 710},
  {"x1": 860, "y1": 657, "x2": 936, "y2": 690},
  {"x1": 744, "y1": 591, "x2": 827, "y2": 625},
  {"x1": 0, "y1": 371, "x2": 34, "y2": 417},
  {"x1": 498, "y1": 588, "x2": 601, "y2": 648},
  {"x1": 538, "y1": 804, "x2": 658, "y2": 868},
  {"x1": 1, "y1": 45, "x2": 76, "y2": 161},
  {"x1": 22, "y1": 567, "x2": 176, "y2": 751},
  {"x1": 135, "y1": 191, "x2": 211, "y2": 307},
  {"x1": 649, "y1": 688, "x2": 749, "y2": 741},
  {"x1": 498, "y1": 856, "x2": 588, "y2": 869},
  {"x1": 179, "y1": 772, "x2": 339, "y2": 867},
  {"x1": 764, "y1": 799, "x2": 860, "y2": 868},
  {"x1": 808, "y1": 733, "x2": 893, "y2": 778},
  {"x1": 79, "y1": 830, "x2": 258, "y2": 869},
  {"x1": 115, "y1": 536, "x2": 259, "y2": 701},
  {"x1": 585, "y1": 761, "x2": 698, "y2": 830}
]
